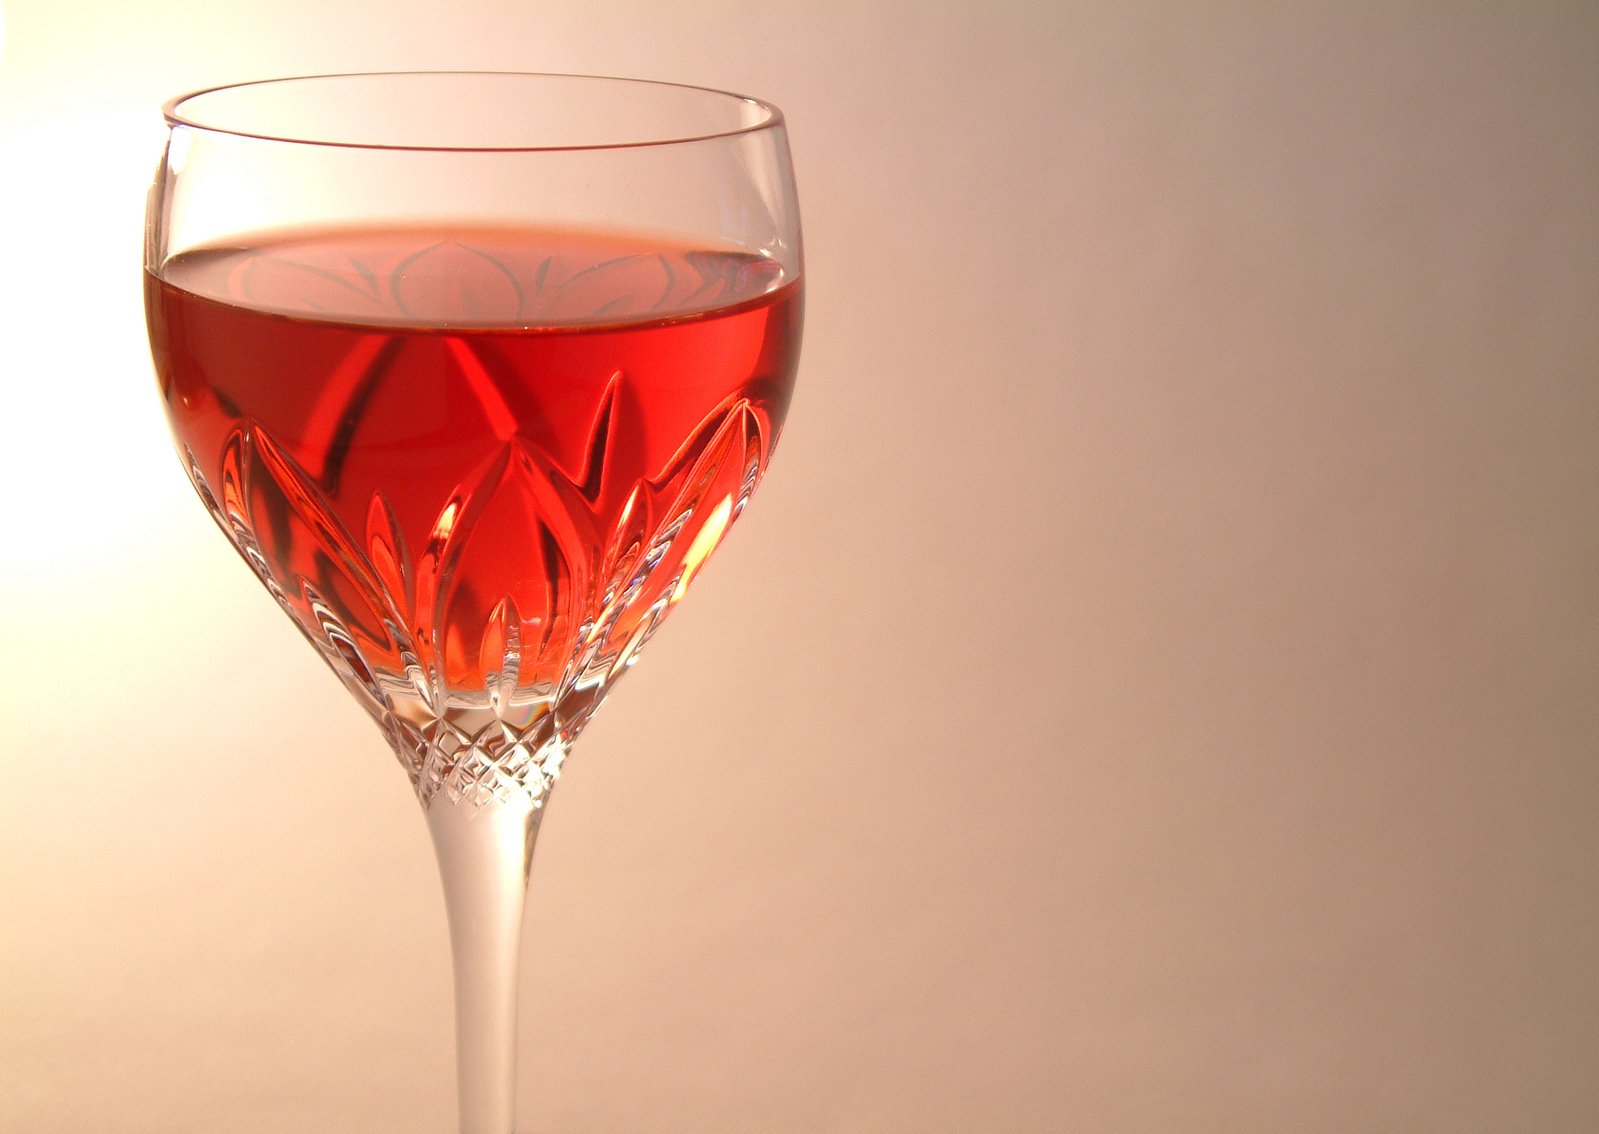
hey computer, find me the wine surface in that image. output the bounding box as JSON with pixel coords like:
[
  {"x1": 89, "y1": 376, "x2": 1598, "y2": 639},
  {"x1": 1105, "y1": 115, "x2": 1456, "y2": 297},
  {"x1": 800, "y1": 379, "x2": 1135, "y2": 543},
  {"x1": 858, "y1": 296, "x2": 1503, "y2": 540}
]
[{"x1": 146, "y1": 226, "x2": 802, "y2": 804}]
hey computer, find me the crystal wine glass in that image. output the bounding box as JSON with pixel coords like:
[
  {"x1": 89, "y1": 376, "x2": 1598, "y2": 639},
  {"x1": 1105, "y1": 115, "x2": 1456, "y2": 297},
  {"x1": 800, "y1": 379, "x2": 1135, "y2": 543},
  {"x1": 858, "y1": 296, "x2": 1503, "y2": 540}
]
[{"x1": 143, "y1": 72, "x2": 802, "y2": 1133}]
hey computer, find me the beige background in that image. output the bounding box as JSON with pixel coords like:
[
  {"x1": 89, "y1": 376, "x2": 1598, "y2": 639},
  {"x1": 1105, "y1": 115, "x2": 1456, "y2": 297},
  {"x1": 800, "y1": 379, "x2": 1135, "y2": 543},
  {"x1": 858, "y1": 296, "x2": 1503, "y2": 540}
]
[{"x1": 2, "y1": 2, "x2": 1596, "y2": 1131}]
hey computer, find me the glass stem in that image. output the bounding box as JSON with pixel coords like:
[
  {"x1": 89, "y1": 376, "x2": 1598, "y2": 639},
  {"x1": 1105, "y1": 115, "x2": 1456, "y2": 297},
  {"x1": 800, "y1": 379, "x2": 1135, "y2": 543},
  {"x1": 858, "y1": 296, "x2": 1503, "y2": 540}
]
[{"x1": 426, "y1": 793, "x2": 544, "y2": 1134}]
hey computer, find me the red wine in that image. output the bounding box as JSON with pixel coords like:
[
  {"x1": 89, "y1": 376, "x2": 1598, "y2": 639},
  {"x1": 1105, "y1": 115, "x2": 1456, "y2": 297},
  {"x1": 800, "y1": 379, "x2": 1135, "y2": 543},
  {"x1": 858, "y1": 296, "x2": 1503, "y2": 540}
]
[{"x1": 146, "y1": 226, "x2": 801, "y2": 800}]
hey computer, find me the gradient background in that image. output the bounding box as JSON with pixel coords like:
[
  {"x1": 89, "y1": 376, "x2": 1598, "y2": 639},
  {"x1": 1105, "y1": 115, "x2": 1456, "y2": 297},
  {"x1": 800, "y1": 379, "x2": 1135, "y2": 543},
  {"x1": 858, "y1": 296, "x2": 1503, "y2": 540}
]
[{"x1": 2, "y1": 3, "x2": 1596, "y2": 1131}]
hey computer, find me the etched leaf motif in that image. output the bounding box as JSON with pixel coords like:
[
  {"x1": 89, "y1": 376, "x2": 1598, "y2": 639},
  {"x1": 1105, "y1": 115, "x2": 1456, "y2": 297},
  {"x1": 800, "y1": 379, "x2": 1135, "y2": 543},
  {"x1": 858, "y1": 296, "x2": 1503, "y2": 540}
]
[
  {"x1": 182, "y1": 385, "x2": 773, "y2": 810},
  {"x1": 542, "y1": 253, "x2": 671, "y2": 322},
  {"x1": 391, "y1": 241, "x2": 527, "y2": 325},
  {"x1": 576, "y1": 374, "x2": 622, "y2": 504},
  {"x1": 248, "y1": 426, "x2": 410, "y2": 654},
  {"x1": 412, "y1": 443, "x2": 512, "y2": 679},
  {"x1": 482, "y1": 595, "x2": 523, "y2": 712},
  {"x1": 239, "y1": 251, "x2": 387, "y2": 320},
  {"x1": 558, "y1": 398, "x2": 764, "y2": 703},
  {"x1": 365, "y1": 490, "x2": 413, "y2": 618}
]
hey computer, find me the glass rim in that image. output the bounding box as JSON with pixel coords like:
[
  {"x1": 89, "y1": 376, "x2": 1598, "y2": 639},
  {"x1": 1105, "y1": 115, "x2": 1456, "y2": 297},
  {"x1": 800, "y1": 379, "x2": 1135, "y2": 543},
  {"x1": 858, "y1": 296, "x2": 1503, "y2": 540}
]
[{"x1": 162, "y1": 70, "x2": 787, "y2": 153}]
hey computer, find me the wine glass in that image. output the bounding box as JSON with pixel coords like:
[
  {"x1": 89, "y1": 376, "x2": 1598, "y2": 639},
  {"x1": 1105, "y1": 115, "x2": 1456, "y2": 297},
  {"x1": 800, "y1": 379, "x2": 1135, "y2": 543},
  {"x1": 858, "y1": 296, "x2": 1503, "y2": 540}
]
[{"x1": 143, "y1": 72, "x2": 802, "y2": 1133}]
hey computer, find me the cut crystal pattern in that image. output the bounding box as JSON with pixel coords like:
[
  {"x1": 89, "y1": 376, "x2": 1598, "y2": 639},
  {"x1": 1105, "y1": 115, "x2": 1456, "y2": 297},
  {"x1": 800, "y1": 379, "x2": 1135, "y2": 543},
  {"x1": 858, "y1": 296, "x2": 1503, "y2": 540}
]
[{"x1": 180, "y1": 380, "x2": 765, "y2": 808}]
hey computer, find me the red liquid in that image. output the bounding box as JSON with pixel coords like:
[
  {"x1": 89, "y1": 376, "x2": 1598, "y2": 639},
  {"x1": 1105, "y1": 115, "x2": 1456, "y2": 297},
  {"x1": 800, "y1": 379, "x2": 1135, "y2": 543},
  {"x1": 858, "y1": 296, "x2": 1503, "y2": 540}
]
[{"x1": 146, "y1": 226, "x2": 801, "y2": 796}]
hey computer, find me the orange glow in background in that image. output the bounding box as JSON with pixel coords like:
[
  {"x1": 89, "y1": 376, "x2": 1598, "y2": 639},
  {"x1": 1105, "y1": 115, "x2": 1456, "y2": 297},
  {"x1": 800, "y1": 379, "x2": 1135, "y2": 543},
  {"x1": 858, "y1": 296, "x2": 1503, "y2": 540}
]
[{"x1": 2, "y1": 3, "x2": 1596, "y2": 1132}]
